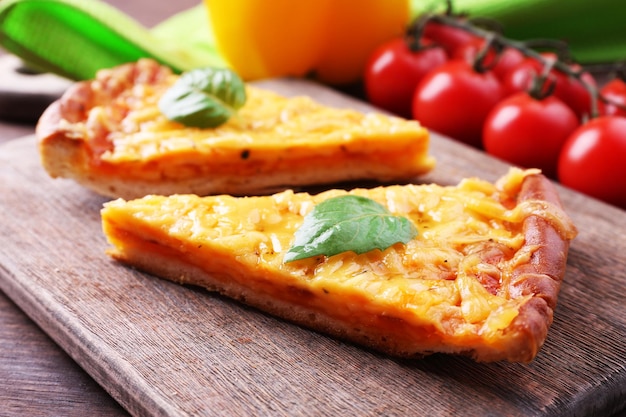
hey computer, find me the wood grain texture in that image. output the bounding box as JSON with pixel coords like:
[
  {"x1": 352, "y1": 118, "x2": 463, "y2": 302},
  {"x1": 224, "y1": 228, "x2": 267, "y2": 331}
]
[
  {"x1": 0, "y1": 79, "x2": 625, "y2": 417},
  {"x1": 0, "y1": 294, "x2": 130, "y2": 416}
]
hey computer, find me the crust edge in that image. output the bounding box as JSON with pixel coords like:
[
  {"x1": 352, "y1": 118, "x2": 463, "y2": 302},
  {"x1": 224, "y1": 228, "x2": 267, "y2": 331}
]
[{"x1": 503, "y1": 174, "x2": 573, "y2": 362}]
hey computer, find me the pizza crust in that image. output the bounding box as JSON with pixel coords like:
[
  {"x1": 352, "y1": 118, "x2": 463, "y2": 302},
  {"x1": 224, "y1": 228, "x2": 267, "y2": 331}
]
[{"x1": 504, "y1": 175, "x2": 572, "y2": 361}]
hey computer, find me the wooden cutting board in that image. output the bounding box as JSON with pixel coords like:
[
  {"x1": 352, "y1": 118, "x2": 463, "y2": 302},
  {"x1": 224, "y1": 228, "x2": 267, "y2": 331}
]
[{"x1": 0, "y1": 79, "x2": 624, "y2": 417}]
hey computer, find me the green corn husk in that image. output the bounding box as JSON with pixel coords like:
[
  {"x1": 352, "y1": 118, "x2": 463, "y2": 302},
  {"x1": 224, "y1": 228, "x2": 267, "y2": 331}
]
[
  {"x1": 410, "y1": 0, "x2": 626, "y2": 64},
  {"x1": 0, "y1": 0, "x2": 225, "y2": 80}
]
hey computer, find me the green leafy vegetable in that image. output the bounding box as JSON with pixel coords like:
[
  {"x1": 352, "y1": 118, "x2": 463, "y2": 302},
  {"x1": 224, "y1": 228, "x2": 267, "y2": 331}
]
[
  {"x1": 284, "y1": 195, "x2": 417, "y2": 263},
  {"x1": 158, "y1": 66, "x2": 246, "y2": 128}
]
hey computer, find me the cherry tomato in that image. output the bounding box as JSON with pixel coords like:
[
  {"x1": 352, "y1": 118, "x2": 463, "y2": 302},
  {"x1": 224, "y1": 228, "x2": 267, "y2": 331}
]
[
  {"x1": 412, "y1": 60, "x2": 504, "y2": 148},
  {"x1": 453, "y1": 38, "x2": 525, "y2": 80},
  {"x1": 558, "y1": 116, "x2": 626, "y2": 209},
  {"x1": 599, "y1": 78, "x2": 626, "y2": 117},
  {"x1": 483, "y1": 92, "x2": 579, "y2": 179},
  {"x1": 364, "y1": 37, "x2": 447, "y2": 118},
  {"x1": 501, "y1": 54, "x2": 596, "y2": 120},
  {"x1": 502, "y1": 56, "x2": 544, "y2": 96},
  {"x1": 563, "y1": 64, "x2": 597, "y2": 120},
  {"x1": 422, "y1": 19, "x2": 478, "y2": 57}
]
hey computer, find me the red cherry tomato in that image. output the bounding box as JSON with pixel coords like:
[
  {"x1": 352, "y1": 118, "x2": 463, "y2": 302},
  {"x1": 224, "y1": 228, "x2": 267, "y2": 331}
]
[
  {"x1": 558, "y1": 116, "x2": 626, "y2": 209},
  {"x1": 422, "y1": 19, "x2": 478, "y2": 57},
  {"x1": 412, "y1": 60, "x2": 504, "y2": 148},
  {"x1": 453, "y1": 38, "x2": 525, "y2": 80},
  {"x1": 483, "y1": 92, "x2": 579, "y2": 179},
  {"x1": 502, "y1": 55, "x2": 545, "y2": 97},
  {"x1": 599, "y1": 78, "x2": 626, "y2": 117},
  {"x1": 501, "y1": 54, "x2": 595, "y2": 120},
  {"x1": 364, "y1": 37, "x2": 447, "y2": 118},
  {"x1": 563, "y1": 64, "x2": 596, "y2": 120}
]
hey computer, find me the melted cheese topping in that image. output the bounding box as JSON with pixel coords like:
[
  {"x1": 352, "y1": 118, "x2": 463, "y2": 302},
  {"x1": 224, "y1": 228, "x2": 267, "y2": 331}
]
[
  {"x1": 102, "y1": 168, "x2": 576, "y2": 349},
  {"x1": 102, "y1": 85, "x2": 429, "y2": 163}
]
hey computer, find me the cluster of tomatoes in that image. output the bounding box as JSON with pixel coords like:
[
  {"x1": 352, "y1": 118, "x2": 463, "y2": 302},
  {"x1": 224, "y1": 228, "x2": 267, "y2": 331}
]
[{"x1": 364, "y1": 16, "x2": 626, "y2": 210}]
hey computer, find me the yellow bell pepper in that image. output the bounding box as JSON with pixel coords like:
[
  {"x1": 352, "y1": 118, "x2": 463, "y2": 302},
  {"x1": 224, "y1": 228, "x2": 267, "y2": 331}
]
[{"x1": 204, "y1": 0, "x2": 409, "y2": 85}]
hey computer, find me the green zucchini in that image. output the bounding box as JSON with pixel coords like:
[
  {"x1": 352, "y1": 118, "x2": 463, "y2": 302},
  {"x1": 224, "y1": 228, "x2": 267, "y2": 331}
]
[{"x1": 410, "y1": 0, "x2": 626, "y2": 63}]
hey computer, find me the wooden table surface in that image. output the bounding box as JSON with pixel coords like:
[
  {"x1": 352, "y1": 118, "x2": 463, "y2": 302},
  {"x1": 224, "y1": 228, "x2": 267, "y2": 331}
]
[
  {"x1": 1, "y1": 2, "x2": 625, "y2": 417},
  {"x1": 0, "y1": 1, "x2": 196, "y2": 416}
]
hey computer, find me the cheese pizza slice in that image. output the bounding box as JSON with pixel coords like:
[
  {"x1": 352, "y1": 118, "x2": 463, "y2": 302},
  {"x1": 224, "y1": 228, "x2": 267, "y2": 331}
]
[
  {"x1": 101, "y1": 168, "x2": 577, "y2": 363},
  {"x1": 36, "y1": 59, "x2": 434, "y2": 199}
]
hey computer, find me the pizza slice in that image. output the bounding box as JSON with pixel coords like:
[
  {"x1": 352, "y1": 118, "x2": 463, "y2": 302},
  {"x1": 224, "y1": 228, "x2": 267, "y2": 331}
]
[
  {"x1": 36, "y1": 58, "x2": 434, "y2": 199},
  {"x1": 101, "y1": 168, "x2": 577, "y2": 363}
]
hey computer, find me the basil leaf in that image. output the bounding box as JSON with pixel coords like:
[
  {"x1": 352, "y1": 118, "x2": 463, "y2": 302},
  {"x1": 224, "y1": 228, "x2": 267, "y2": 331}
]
[
  {"x1": 284, "y1": 195, "x2": 417, "y2": 263},
  {"x1": 158, "y1": 67, "x2": 246, "y2": 128}
]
